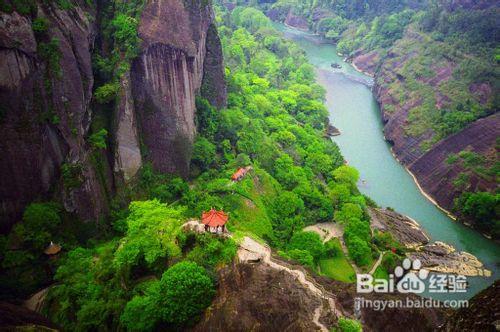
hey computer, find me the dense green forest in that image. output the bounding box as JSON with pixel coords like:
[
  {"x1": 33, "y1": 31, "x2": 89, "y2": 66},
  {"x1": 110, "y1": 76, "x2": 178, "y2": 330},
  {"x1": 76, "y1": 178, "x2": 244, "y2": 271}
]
[{"x1": 0, "y1": 3, "x2": 402, "y2": 330}]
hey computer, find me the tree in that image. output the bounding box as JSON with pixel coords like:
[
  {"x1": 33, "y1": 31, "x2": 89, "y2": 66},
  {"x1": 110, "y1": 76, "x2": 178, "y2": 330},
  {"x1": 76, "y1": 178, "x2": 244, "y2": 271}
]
[
  {"x1": 286, "y1": 249, "x2": 314, "y2": 269},
  {"x1": 113, "y1": 200, "x2": 183, "y2": 271},
  {"x1": 344, "y1": 218, "x2": 371, "y2": 242},
  {"x1": 334, "y1": 203, "x2": 363, "y2": 224},
  {"x1": 288, "y1": 231, "x2": 325, "y2": 261},
  {"x1": 273, "y1": 191, "x2": 304, "y2": 219},
  {"x1": 332, "y1": 165, "x2": 359, "y2": 185},
  {"x1": 158, "y1": 261, "x2": 215, "y2": 325},
  {"x1": 121, "y1": 287, "x2": 161, "y2": 331},
  {"x1": 195, "y1": 97, "x2": 220, "y2": 140},
  {"x1": 345, "y1": 235, "x2": 371, "y2": 266},
  {"x1": 191, "y1": 137, "x2": 217, "y2": 171},
  {"x1": 16, "y1": 202, "x2": 61, "y2": 251}
]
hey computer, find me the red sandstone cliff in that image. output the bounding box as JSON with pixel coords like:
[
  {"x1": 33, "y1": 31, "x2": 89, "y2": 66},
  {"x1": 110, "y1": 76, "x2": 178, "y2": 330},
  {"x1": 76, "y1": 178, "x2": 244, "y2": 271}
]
[
  {"x1": 0, "y1": 1, "x2": 109, "y2": 232},
  {"x1": 0, "y1": 0, "x2": 226, "y2": 231}
]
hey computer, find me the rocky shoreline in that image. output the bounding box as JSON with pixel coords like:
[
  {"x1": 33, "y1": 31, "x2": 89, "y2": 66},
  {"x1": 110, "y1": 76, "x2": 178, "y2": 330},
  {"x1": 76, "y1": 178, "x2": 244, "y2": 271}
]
[{"x1": 368, "y1": 208, "x2": 491, "y2": 277}]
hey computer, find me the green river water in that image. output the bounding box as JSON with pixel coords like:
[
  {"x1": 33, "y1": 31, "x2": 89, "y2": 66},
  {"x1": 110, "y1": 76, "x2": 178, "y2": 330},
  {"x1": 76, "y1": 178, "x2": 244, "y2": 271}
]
[{"x1": 277, "y1": 24, "x2": 499, "y2": 300}]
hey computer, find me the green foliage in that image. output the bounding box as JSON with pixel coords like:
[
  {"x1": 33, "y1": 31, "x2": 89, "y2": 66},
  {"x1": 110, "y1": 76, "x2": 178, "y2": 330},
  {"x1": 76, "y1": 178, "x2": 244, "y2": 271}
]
[
  {"x1": 186, "y1": 233, "x2": 237, "y2": 268},
  {"x1": 32, "y1": 17, "x2": 49, "y2": 34},
  {"x1": 6, "y1": 0, "x2": 36, "y2": 15},
  {"x1": 233, "y1": 7, "x2": 271, "y2": 33},
  {"x1": 122, "y1": 261, "x2": 215, "y2": 328},
  {"x1": 94, "y1": 82, "x2": 120, "y2": 104},
  {"x1": 38, "y1": 38, "x2": 62, "y2": 78},
  {"x1": 282, "y1": 248, "x2": 314, "y2": 269},
  {"x1": 14, "y1": 203, "x2": 61, "y2": 252},
  {"x1": 345, "y1": 234, "x2": 372, "y2": 266},
  {"x1": 337, "y1": 317, "x2": 363, "y2": 332},
  {"x1": 334, "y1": 203, "x2": 363, "y2": 224},
  {"x1": 288, "y1": 231, "x2": 325, "y2": 262},
  {"x1": 195, "y1": 97, "x2": 220, "y2": 139},
  {"x1": 319, "y1": 238, "x2": 356, "y2": 283},
  {"x1": 88, "y1": 128, "x2": 108, "y2": 149},
  {"x1": 455, "y1": 191, "x2": 500, "y2": 239},
  {"x1": 113, "y1": 200, "x2": 183, "y2": 271},
  {"x1": 111, "y1": 14, "x2": 141, "y2": 59},
  {"x1": 158, "y1": 261, "x2": 215, "y2": 325},
  {"x1": 191, "y1": 136, "x2": 217, "y2": 171},
  {"x1": 61, "y1": 162, "x2": 83, "y2": 189}
]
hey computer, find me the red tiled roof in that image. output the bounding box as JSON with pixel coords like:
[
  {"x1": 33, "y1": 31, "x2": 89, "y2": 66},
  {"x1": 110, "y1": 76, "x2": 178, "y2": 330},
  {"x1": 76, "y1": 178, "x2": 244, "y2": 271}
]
[
  {"x1": 231, "y1": 167, "x2": 248, "y2": 180},
  {"x1": 201, "y1": 209, "x2": 229, "y2": 227}
]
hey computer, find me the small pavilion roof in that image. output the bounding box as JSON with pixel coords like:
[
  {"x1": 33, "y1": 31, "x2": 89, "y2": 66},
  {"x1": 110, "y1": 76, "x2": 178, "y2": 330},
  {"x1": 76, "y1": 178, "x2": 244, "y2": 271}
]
[
  {"x1": 44, "y1": 241, "x2": 61, "y2": 255},
  {"x1": 231, "y1": 167, "x2": 250, "y2": 180},
  {"x1": 201, "y1": 208, "x2": 229, "y2": 227}
]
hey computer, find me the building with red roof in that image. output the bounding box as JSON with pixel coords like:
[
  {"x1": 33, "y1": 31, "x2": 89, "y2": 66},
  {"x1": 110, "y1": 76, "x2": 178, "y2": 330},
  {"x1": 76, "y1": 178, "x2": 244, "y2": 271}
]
[
  {"x1": 231, "y1": 166, "x2": 252, "y2": 182},
  {"x1": 201, "y1": 208, "x2": 229, "y2": 233}
]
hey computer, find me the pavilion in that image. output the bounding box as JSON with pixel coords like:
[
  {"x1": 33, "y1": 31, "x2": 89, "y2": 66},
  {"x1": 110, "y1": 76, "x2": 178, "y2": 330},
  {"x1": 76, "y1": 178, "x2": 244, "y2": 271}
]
[
  {"x1": 44, "y1": 241, "x2": 61, "y2": 256},
  {"x1": 201, "y1": 208, "x2": 229, "y2": 233},
  {"x1": 231, "y1": 166, "x2": 252, "y2": 182}
]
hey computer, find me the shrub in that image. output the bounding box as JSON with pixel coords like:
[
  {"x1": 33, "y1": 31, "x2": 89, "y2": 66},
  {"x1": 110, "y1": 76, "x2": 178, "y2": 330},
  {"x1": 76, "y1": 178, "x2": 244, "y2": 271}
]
[
  {"x1": 286, "y1": 249, "x2": 314, "y2": 269},
  {"x1": 32, "y1": 17, "x2": 49, "y2": 34},
  {"x1": 88, "y1": 129, "x2": 108, "y2": 149},
  {"x1": 38, "y1": 38, "x2": 62, "y2": 77},
  {"x1": 94, "y1": 82, "x2": 120, "y2": 104},
  {"x1": 61, "y1": 162, "x2": 83, "y2": 189},
  {"x1": 345, "y1": 235, "x2": 371, "y2": 267},
  {"x1": 337, "y1": 317, "x2": 362, "y2": 332},
  {"x1": 191, "y1": 137, "x2": 216, "y2": 171},
  {"x1": 288, "y1": 231, "x2": 325, "y2": 262}
]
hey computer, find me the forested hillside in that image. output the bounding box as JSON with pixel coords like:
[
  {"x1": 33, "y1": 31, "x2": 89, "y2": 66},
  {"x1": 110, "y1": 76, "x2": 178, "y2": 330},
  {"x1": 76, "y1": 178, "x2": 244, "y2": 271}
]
[{"x1": 265, "y1": 0, "x2": 499, "y2": 239}]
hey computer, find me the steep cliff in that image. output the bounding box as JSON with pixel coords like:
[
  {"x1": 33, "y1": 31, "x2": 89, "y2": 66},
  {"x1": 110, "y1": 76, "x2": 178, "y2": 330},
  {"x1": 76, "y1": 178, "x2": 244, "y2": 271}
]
[
  {"x1": 0, "y1": 0, "x2": 226, "y2": 231},
  {"x1": 128, "y1": 0, "x2": 226, "y2": 178},
  {"x1": 440, "y1": 280, "x2": 500, "y2": 331},
  {"x1": 409, "y1": 113, "x2": 499, "y2": 211},
  {"x1": 0, "y1": 1, "x2": 109, "y2": 232}
]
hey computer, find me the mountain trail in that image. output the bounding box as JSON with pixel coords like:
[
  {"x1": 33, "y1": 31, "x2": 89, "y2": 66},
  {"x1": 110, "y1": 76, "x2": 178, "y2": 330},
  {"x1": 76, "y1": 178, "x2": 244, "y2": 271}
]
[{"x1": 238, "y1": 236, "x2": 342, "y2": 331}]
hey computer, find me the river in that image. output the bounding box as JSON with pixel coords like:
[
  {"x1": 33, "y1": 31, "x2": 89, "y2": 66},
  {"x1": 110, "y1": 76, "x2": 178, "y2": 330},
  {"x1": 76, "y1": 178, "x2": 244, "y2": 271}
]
[{"x1": 276, "y1": 24, "x2": 499, "y2": 300}]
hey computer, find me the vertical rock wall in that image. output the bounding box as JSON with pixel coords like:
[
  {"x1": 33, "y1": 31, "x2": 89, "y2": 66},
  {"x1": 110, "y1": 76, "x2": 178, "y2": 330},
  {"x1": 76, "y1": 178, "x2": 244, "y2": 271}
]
[
  {"x1": 0, "y1": 2, "x2": 109, "y2": 231},
  {"x1": 128, "y1": 0, "x2": 226, "y2": 177}
]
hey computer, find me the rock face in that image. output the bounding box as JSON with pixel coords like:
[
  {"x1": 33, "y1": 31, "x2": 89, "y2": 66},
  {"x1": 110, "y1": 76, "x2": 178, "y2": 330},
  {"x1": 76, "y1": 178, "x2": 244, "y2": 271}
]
[
  {"x1": 130, "y1": 0, "x2": 226, "y2": 178},
  {"x1": 354, "y1": 27, "x2": 498, "y2": 234},
  {"x1": 0, "y1": 2, "x2": 109, "y2": 232},
  {"x1": 368, "y1": 208, "x2": 429, "y2": 248},
  {"x1": 409, "y1": 113, "x2": 500, "y2": 210},
  {"x1": 369, "y1": 208, "x2": 491, "y2": 277},
  {"x1": 409, "y1": 242, "x2": 491, "y2": 277},
  {"x1": 113, "y1": 72, "x2": 142, "y2": 182},
  {"x1": 440, "y1": 280, "x2": 500, "y2": 331},
  {"x1": 192, "y1": 258, "x2": 447, "y2": 331},
  {"x1": 0, "y1": 301, "x2": 58, "y2": 331},
  {"x1": 191, "y1": 263, "x2": 324, "y2": 331},
  {"x1": 0, "y1": 0, "x2": 226, "y2": 231},
  {"x1": 350, "y1": 50, "x2": 379, "y2": 77}
]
